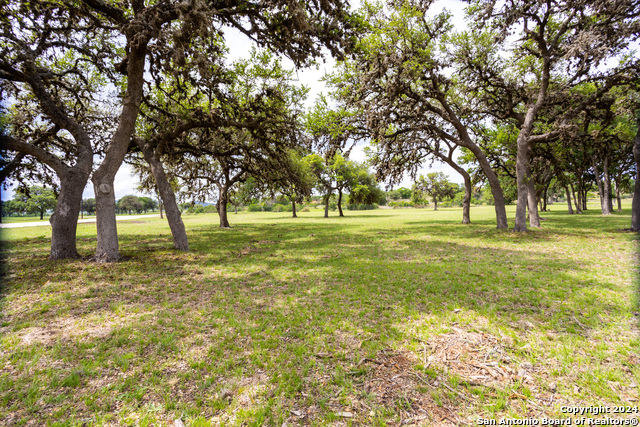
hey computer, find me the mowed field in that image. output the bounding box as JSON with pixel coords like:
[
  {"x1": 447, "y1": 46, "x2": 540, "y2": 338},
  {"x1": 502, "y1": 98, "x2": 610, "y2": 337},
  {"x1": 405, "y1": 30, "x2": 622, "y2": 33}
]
[{"x1": 0, "y1": 203, "x2": 638, "y2": 426}]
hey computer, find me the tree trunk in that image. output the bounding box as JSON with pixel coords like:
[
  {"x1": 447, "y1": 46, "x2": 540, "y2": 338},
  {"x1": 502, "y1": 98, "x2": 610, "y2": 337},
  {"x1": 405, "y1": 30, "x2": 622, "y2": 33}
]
[
  {"x1": 433, "y1": 196, "x2": 438, "y2": 211},
  {"x1": 615, "y1": 179, "x2": 622, "y2": 212},
  {"x1": 604, "y1": 156, "x2": 614, "y2": 213},
  {"x1": 526, "y1": 168, "x2": 540, "y2": 228},
  {"x1": 594, "y1": 159, "x2": 604, "y2": 211},
  {"x1": 217, "y1": 185, "x2": 230, "y2": 228},
  {"x1": 324, "y1": 194, "x2": 329, "y2": 218},
  {"x1": 292, "y1": 199, "x2": 297, "y2": 218},
  {"x1": 461, "y1": 174, "x2": 471, "y2": 224},
  {"x1": 595, "y1": 158, "x2": 612, "y2": 215},
  {"x1": 337, "y1": 189, "x2": 344, "y2": 217},
  {"x1": 565, "y1": 186, "x2": 574, "y2": 214},
  {"x1": 136, "y1": 139, "x2": 188, "y2": 251},
  {"x1": 631, "y1": 125, "x2": 640, "y2": 230},
  {"x1": 441, "y1": 157, "x2": 471, "y2": 224},
  {"x1": 570, "y1": 182, "x2": 582, "y2": 214},
  {"x1": 49, "y1": 169, "x2": 89, "y2": 259},
  {"x1": 513, "y1": 56, "x2": 550, "y2": 231},
  {"x1": 461, "y1": 143, "x2": 507, "y2": 228},
  {"x1": 40, "y1": 208, "x2": 44, "y2": 220},
  {"x1": 92, "y1": 43, "x2": 148, "y2": 262},
  {"x1": 514, "y1": 136, "x2": 531, "y2": 231}
]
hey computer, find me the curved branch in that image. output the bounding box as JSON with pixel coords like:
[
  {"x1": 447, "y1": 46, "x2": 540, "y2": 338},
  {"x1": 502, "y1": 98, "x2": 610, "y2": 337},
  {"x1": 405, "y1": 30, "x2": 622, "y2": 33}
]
[{"x1": 0, "y1": 135, "x2": 68, "y2": 176}]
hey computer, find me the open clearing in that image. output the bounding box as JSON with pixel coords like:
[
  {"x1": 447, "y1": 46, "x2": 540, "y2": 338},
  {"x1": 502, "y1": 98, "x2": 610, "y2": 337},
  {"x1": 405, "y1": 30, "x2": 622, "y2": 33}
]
[{"x1": 0, "y1": 204, "x2": 638, "y2": 426}]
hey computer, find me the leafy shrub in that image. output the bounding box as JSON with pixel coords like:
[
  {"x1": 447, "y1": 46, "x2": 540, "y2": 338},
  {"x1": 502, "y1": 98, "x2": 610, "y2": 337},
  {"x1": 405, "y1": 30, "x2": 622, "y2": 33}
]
[
  {"x1": 273, "y1": 204, "x2": 293, "y2": 212},
  {"x1": 388, "y1": 201, "x2": 415, "y2": 208},
  {"x1": 248, "y1": 203, "x2": 263, "y2": 212},
  {"x1": 347, "y1": 203, "x2": 379, "y2": 210}
]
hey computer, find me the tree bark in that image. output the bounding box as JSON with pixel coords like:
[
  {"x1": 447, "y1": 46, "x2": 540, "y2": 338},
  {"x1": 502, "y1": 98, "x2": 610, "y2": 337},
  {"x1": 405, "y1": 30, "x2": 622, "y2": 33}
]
[
  {"x1": 594, "y1": 158, "x2": 612, "y2": 215},
  {"x1": 49, "y1": 168, "x2": 90, "y2": 259},
  {"x1": 604, "y1": 156, "x2": 614, "y2": 213},
  {"x1": 461, "y1": 174, "x2": 471, "y2": 224},
  {"x1": 292, "y1": 199, "x2": 297, "y2": 218},
  {"x1": 462, "y1": 145, "x2": 506, "y2": 228},
  {"x1": 432, "y1": 96, "x2": 506, "y2": 228},
  {"x1": 565, "y1": 186, "x2": 574, "y2": 214},
  {"x1": 433, "y1": 196, "x2": 438, "y2": 211},
  {"x1": 92, "y1": 43, "x2": 148, "y2": 262},
  {"x1": 631, "y1": 125, "x2": 640, "y2": 230},
  {"x1": 514, "y1": 137, "x2": 531, "y2": 231},
  {"x1": 527, "y1": 177, "x2": 540, "y2": 228},
  {"x1": 1, "y1": 96, "x2": 93, "y2": 260},
  {"x1": 569, "y1": 182, "x2": 582, "y2": 214},
  {"x1": 615, "y1": 179, "x2": 622, "y2": 212},
  {"x1": 439, "y1": 155, "x2": 471, "y2": 224},
  {"x1": 337, "y1": 189, "x2": 344, "y2": 217},
  {"x1": 136, "y1": 139, "x2": 189, "y2": 251},
  {"x1": 217, "y1": 185, "x2": 230, "y2": 228},
  {"x1": 324, "y1": 194, "x2": 330, "y2": 218},
  {"x1": 513, "y1": 55, "x2": 550, "y2": 231}
]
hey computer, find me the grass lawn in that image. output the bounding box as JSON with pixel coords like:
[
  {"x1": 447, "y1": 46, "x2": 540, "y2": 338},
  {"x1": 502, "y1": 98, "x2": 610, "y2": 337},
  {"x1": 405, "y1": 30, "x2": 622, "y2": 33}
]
[
  {"x1": 1, "y1": 216, "x2": 54, "y2": 223},
  {"x1": 0, "y1": 202, "x2": 638, "y2": 426}
]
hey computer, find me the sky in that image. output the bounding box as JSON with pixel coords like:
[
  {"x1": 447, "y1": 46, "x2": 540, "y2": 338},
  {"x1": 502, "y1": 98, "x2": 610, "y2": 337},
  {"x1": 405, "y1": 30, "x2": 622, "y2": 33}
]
[{"x1": 2, "y1": 0, "x2": 467, "y2": 202}]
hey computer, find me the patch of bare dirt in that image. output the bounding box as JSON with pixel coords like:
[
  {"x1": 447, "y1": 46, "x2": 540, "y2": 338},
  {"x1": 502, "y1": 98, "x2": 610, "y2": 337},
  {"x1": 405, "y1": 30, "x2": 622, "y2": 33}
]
[{"x1": 360, "y1": 349, "x2": 461, "y2": 426}]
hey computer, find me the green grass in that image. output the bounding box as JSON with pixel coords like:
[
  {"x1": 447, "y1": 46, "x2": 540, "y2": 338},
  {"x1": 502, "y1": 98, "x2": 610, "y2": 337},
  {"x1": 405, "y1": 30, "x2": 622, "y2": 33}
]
[
  {"x1": 0, "y1": 202, "x2": 638, "y2": 426},
  {"x1": 1, "y1": 215, "x2": 54, "y2": 223},
  {"x1": 0, "y1": 212, "x2": 161, "y2": 224}
]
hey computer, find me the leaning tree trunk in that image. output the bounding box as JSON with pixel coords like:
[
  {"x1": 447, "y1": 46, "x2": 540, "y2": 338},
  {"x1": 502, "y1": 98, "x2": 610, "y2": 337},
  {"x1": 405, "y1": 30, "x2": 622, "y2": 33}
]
[
  {"x1": 337, "y1": 189, "x2": 344, "y2": 217},
  {"x1": 136, "y1": 139, "x2": 188, "y2": 251},
  {"x1": 217, "y1": 185, "x2": 230, "y2": 228},
  {"x1": 440, "y1": 156, "x2": 471, "y2": 224},
  {"x1": 460, "y1": 143, "x2": 506, "y2": 228},
  {"x1": 631, "y1": 125, "x2": 640, "y2": 231},
  {"x1": 92, "y1": 43, "x2": 147, "y2": 262},
  {"x1": 291, "y1": 199, "x2": 297, "y2": 218},
  {"x1": 1, "y1": 87, "x2": 93, "y2": 260},
  {"x1": 565, "y1": 186, "x2": 574, "y2": 214},
  {"x1": 49, "y1": 168, "x2": 91, "y2": 259}
]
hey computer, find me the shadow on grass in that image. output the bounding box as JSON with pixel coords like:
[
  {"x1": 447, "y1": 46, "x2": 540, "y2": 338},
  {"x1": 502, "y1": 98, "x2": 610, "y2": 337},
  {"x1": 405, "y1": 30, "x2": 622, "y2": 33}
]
[{"x1": 0, "y1": 211, "x2": 636, "y2": 424}]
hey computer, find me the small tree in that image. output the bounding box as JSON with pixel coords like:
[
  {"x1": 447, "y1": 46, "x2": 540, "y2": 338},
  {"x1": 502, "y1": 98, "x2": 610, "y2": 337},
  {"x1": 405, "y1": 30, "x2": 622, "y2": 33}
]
[
  {"x1": 138, "y1": 197, "x2": 157, "y2": 213},
  {"x1": 118, "y1": 195, "x2": 143, "y2": 215},
  {"x1": 304, "y1": 153, "x2": 336, "y2": 218},
  {"x1": 348, "y1": 166, "x2": 385, "y2": 206},
  {"x1": 16, "y1": 186, "x2": 57, "y2": 220},
  {"x1": 413, "y1": 173, "x2": 456, "y2": 211}
]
